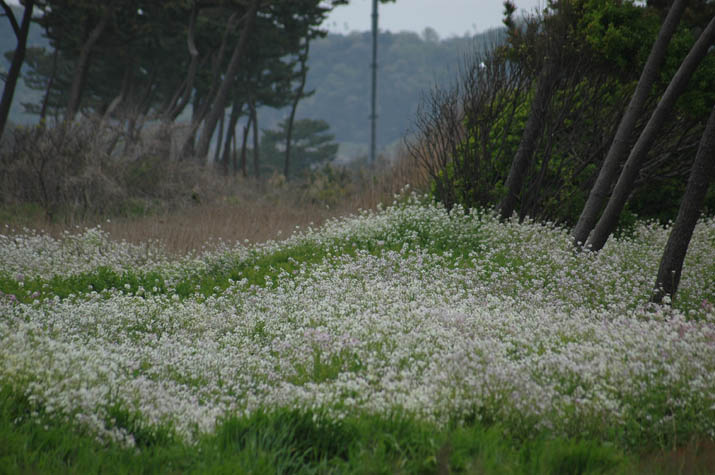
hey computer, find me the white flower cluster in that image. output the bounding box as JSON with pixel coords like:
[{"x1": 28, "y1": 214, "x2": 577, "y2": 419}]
[
  {"x1": 1, "y1": 197, "x2": 713, "y2": 446},
  {"x1": 0, "y1": 226, "x2": 170, "y2": 279}
]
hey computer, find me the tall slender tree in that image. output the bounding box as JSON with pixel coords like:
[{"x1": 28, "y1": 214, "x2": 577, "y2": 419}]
[
  {"x1": 65, "y1": 4, "x2": 111, "y2": 119},
  {"x1": 221, "y1": 98, "x2": 243, "y2": 175},
  {"x1": 499, "y1": 61, "x2": 560, "y2": 220},
  {"x1": 284, "y1": 39, "x2": 311, "y2": 179},
  {"x1": 586, "y1": 15, "x2": 715, "y2": 252},
  {"x1": 195, "y1": 0, "x2": 258, "y2": 160},
  {"x1": 498, "y1": 0, "x2": 574, "y2": 221},
  {"x1": 651, "y1": 103, "x2": 715, "y2": 304},
  {"x1": 572, "y1": 0, "x2": 688, "y2": 247}
]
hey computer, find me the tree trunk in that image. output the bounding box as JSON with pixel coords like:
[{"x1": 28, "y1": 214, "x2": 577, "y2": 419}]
[
  {"x1": 67, "y1": 6, "x2": 111, "y2": 120},
  {"x1": 101, "y1": 63, "x2": 132, "y2": 126},
  {"x1": 196, "y1": 0, "x2": 258, "y2": 160},
  {"x1": 250, "y1": 98, "x2": 260, "y2": 178},
  {"x1": 164, "y1": 4, "x2": 199, "y2": 121},
  {"x1": 223, "y1": 99, "x2": 244, "y2": 176},
  {"x1": 39, "y1": 48, "x2": 59, "y2": 123},
  {"x1": 652, "y1": 104, "x2": 715, "y2": 304},
  {"x1": 284, "y1": 40, "x2": 310, "y2": 180},
  {"x1": 240, "y1": 115, "x2": 252, "y2": 178},
  {"x1": 178, "y1": 9, "x2": 242, "y2": 161},
  {"x1": 232, "y1": 130, "x2": 239, "y2": 176},
  {"x1": 498, "y1": 61, "x2": 559, "y2": 221},
  {"x1": 214, "y1": 111, "x2": 225, "y2": 164},
  {"x1": 194, "y1": 11, "x2": 242, "y2": 124},
  {"x1": 0, "y1": 0, "x2": 34, "y2": 140},
  {"x1": 572, "y1": 0, "x2": 687, "y2": 247},
  {"x1": 586, "y1": 16, "x2": 715, "y2": 252}
]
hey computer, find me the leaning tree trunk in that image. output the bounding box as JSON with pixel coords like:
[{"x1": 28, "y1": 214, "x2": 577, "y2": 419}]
[
  {"x1": 177, "y1": 9, "x2": 241, "y2": 159},
  {"x1": 0, "y1": 0, "x2": 34, "y2": 140},
  {"x1": 196, "y1": 0, "x2": 258, "y2": 160},
  {"x1": 214, "y1": 111, "x2": 225, "y2": 164},
  {"x1": 164, "y1": 4, "x2": 199, "y2": 121},
  {"x1": 586, "y1": 16, "x2": 715, "y2": 252},
  {"x1": 498, "y1": 61, "x2": 559, "y2": 221},
  {"x1": 572, "y1": 0, "x2": 688, "y2": 247},
  {"x1": 652, "y1": 104, "x2": 715, "y2": 304},
  {"x1": 194, "y1": 10, "x2": 242, "y2": 124},
  {"x1": 284, "y1": 40, "x2": 310, "y2": 180},
  {"x1": 67, "y1": 6, "x2": 111, "y2": 120}
]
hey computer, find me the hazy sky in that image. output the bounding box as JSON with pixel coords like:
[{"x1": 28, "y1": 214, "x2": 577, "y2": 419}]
[{"x1": 323, "y1": 0, "x2": 544, "y2": 38}]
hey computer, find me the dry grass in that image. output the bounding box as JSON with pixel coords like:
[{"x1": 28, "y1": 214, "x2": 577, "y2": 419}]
[
  {"x1": 638, "y1": 439, "x2": 715, "y2": 475},
  {"x1": 99, "y1": 198, "x2": 354, "y2": 254},
  {"x1": 1, "y1": 145, "x2": 431, "y2": 255}
]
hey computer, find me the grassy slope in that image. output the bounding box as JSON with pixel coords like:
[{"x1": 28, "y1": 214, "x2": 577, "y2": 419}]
[{"x1": 1, "y1": 197, "x2": 714, "y2": 473}]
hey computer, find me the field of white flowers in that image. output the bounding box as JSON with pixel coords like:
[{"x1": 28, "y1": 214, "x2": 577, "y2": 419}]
[{"x1": 1, "y1": 194, "x2": 714, "y2": 450}]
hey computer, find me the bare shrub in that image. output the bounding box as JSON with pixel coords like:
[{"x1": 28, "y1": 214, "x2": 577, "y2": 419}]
[
  {"x1": 0, "y1": 115, "x2": 432, "y2": 251},
  {"x1": 0, "y1": 119, "x2": 237, "y2": 223},
  {"x1": 407, "y1": 44, "x2": 531, "y2": 212},
  {"x1": 1, "y1": 120, "x2": 125, "y2": 221}
]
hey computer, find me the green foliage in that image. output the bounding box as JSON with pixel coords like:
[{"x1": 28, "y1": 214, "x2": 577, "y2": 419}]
[
  {"x1": 427, "y1": 0, "x2": 713, "y2": 226},
  {"x1": 0, "y1": 382, "x2": 641, "y2": 474},
  {"x1": 260, "y1": 118, "x2": 338, "y2": 178},
  {"x1": 580, "y1": 0, "x2": 660, "y2": 73},
  {"x1": 302, "y1": 163, "x2": 354, "y2": 205},
  {"x1": 289, "y1": 348, "x2": 364, "y2": 386},
  {"x1": 0, "y1": 267, "x2": 167, "y2": 303}
]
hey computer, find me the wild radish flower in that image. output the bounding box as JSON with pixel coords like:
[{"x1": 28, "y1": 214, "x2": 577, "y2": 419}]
[{"x1": 0, "y1": 197, "x2": 713, "y2": 446}]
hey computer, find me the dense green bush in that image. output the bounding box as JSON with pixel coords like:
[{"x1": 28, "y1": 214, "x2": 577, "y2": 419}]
[{"x1": 414, "y1": 0, "x2": 714, "y2": 225}]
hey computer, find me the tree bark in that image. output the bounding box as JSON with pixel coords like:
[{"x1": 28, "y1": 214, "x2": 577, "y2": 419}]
[
  {"x1": 284, "y1": 40, "x2": 310, "y2": 180},
  {"x1": 67, "y1": 6, "x2": 111, "y2": 120},
  {"x1": 586, "y1": 15, "x2": 715, "y2": 252},
  {"x1": 222, "y1": 99, "x2": 244, "y2": 176},
  {"x1": 194, "y1": 10, "x2": 242, "y2": 124},
  {"x1": 0, "y1": 0, "x2": 34, "y2": 140},
  {"x1": 39, "y1": 48, "x2": 59, "y2": 123},
  {"x1": 196, "y1": 0, "x2": 258, "y2": 160},
  {"x1": 498, "y1": 61, "x2": 559, "y2": 221},
  {"x1": 214, "y1": 110, "x2": 225, "y2": 164},
  {"x1": 101, "y1": 63, "x2": 132, "y2": 126},
  {"x1": 572, "y1": 0, "x2": 688, "y2": 247},
  {"x1": 232, "y1": 130, "x2": 239, "y2": 176},
  {"x1": 652, "y1": 104, "x2": 715, "y2": 304},
  {"x1": 250, "y1": 97, "x2": 260, "y2": 178},
  {"x1": 240, "y1": 114, "x2": 252, "y2": 178}
]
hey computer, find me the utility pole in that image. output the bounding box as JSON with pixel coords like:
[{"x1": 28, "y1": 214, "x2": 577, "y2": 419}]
[{"x1": 370, "y1": 0, "x2": 378, "y2": 166}]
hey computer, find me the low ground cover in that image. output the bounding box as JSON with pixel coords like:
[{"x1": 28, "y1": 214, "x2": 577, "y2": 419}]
[{"x1": 1, "y1": 195, "x2": 714, "y2": 472}]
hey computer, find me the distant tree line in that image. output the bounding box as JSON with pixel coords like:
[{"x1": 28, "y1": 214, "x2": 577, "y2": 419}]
[
  {"x1": 2, "y1": 6, "x2": 504, "y2": 164},
  {"x1": 410, "y1": 0, "x2": 714, "y2": 303},
  {"x1": 0, "y1": 0, "x2": 397, "y2": 178}
]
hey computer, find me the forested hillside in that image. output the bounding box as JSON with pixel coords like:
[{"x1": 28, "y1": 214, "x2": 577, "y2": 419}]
[
  {"x1": 266, "y1": 27, "x2": 503, "y2": 149},
  {"x1": 1, "y1": 5, "x2": 502, "y2": 154}
]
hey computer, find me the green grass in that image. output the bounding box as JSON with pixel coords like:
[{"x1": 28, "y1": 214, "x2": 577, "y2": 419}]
[
  {"x1": 0, "y1": 383, "x2": 642, "y2": 474},
  {"x1": 0, "y1": 228, "x2": 480, "y2": 305}
]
